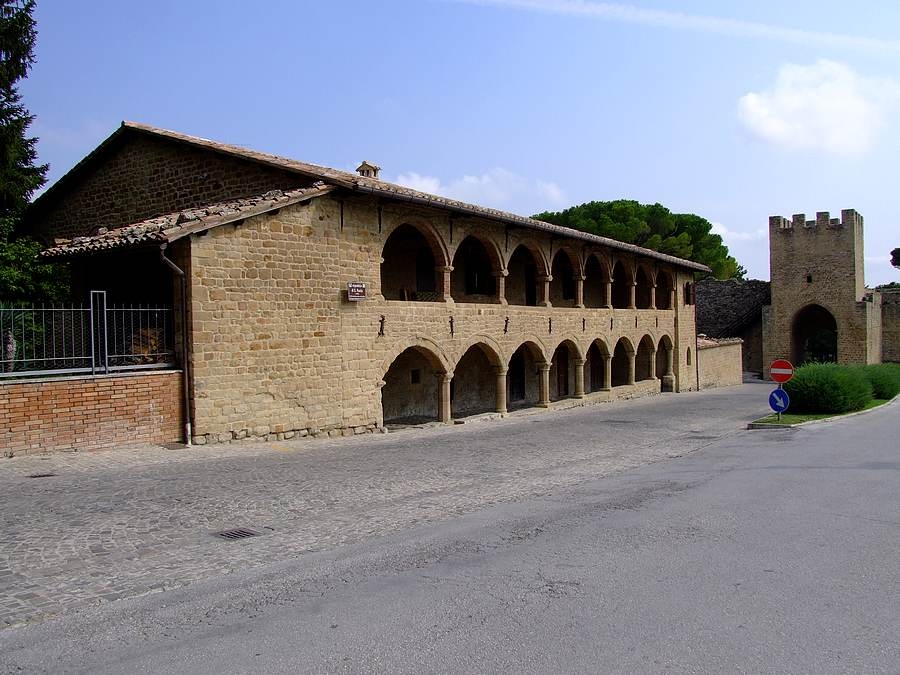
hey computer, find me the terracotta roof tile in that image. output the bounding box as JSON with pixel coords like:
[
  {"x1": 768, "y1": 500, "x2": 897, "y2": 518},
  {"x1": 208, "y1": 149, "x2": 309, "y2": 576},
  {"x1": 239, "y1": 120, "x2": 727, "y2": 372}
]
[{"x1": 42, "y1": 184, "x2": 333, "y2": 257}]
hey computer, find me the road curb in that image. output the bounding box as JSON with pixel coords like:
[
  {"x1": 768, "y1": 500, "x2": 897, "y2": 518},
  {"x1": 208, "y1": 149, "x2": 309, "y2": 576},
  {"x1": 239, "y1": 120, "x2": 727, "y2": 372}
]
[{"x1": 747, "y1": 393, "x2": 900, "y2": 430}]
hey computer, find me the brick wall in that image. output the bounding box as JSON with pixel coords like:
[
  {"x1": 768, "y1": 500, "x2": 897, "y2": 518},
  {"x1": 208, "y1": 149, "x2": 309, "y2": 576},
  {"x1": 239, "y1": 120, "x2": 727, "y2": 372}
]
[
  {"x1": 31, "y1": 134, "x2": 303, "y2": 242},
  {"x1": 698, "y1": 339, "x2": 743, "y2": 389},
  {"x1": 0, "y1": 371, "x2": 183, "y2": 456}
]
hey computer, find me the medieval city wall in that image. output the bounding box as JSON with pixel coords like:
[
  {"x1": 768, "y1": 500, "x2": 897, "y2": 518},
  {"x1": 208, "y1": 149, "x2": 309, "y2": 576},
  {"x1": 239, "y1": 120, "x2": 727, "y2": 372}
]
[{"x1": 697, "y1": 339, "x2": 744, "y2": 389}]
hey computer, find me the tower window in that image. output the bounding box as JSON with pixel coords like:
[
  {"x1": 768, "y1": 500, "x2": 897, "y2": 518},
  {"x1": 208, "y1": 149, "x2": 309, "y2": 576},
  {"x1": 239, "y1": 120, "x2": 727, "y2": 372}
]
[{"x1": 806, "y1": 274, "x2": 813, "y2": 283}]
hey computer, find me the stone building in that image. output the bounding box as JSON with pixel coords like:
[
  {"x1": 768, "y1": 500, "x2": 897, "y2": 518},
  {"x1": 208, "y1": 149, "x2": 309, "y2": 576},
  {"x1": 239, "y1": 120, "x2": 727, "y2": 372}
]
[
  {"x1": 24, "y1": 122, "x2": 711, "y2": 447},
  {"x1": 697, "y1": 209, "x2": 898, "y2": 377}
]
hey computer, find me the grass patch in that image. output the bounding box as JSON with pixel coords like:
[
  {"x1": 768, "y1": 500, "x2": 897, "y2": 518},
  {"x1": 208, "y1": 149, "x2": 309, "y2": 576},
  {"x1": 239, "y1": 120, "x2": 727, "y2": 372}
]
[{"x1": 752, "y1": 398, "x2": 889, "y2": 426}]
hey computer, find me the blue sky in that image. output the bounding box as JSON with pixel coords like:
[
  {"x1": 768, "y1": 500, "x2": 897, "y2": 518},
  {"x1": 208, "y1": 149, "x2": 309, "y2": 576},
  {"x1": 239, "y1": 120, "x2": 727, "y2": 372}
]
[{"x1": 23, "y1": 0, "x2": 900, "y2": 284}]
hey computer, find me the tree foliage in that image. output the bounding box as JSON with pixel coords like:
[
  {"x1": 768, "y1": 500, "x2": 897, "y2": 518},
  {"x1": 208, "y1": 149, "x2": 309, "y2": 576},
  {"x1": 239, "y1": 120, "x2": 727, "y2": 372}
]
[
  {"x1": 0, "y1": 0, "x2": 67, "y2": 303},
  {"x1": 535, "y1": 199, "x2": 745, "y2": 279},
  {"x1": 891, "y1": 247, "x2": 899, "y2": 269}
]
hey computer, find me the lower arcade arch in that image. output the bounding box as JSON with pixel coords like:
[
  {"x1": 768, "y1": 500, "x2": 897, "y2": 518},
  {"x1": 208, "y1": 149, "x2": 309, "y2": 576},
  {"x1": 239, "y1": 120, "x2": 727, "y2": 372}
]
[
  {"x1": 506, "y1": 341, "x2": 545, "y2": 408},
  {"x1": 381, "y1": 346, "x2": 446, "y2": 426},
  {"x1": 584, "y1": 340, "x2": 610, "y2": 393},
  {"x1": 635, "y1": 335, "x2": 656, "y2": 381},
  {"x1": 451, "y1": 343, "x2": 501, "y2": 417},
  {"x1": 550, "y1": 340, "x2": 581, "y2": 401},
  {"x1": 611, "y1": 337, "x2": 634, "y2": 386},
  {"x1": 655, "y1": 334, "x2": 675, "y2": 390}
]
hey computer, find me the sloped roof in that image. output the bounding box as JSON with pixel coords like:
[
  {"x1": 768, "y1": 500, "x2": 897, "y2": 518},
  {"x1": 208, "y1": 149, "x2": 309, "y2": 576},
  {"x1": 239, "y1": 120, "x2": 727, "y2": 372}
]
[
  {"x1": 33, "y1": 121, "x2": 711, "y2": 272},
  {"x1": 42, "y1": 185, "x2": 333, "y2": 257}
]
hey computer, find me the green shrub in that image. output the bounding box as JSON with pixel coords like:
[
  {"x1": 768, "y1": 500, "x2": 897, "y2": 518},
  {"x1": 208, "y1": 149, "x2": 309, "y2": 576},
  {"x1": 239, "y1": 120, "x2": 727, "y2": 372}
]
[
  {"x1": 783, "y1": 363, "x2": 873, "y2": 414},
  {"x1": 856, "y1": 363, "x2": 900, "y2": 399}
]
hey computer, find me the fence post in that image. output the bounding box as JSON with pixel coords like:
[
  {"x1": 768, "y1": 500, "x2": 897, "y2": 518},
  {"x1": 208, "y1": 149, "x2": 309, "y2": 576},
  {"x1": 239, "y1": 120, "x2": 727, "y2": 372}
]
[{"x1": 90, "y1": 291, "x2": 109, "y2": 375}]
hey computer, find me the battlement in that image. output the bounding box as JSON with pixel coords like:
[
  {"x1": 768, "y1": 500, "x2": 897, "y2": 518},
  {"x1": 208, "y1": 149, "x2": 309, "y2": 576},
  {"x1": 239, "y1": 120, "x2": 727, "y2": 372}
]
[{"x1": 769, "y1": 208, "x2": 863, "y2": 232}]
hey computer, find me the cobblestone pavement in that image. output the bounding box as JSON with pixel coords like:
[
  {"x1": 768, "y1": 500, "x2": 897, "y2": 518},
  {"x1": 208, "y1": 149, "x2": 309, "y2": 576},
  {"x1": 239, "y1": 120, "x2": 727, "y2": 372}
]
[{"x1": 0, "y1": 383, "x2": 770, "y2": 628}]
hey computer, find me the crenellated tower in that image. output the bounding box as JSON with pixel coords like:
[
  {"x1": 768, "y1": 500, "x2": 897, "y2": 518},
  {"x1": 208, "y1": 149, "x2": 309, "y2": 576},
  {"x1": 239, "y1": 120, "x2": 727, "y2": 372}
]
[{"x1": 762, "y1": 208, "x2": 881, "y2": 374}]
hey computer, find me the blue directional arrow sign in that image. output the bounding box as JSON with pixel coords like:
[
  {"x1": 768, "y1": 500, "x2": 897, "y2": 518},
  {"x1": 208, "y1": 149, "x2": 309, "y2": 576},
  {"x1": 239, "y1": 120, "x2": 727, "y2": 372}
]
[{"x1": 769, "y1": 388, "x2": 790, "y2": 413}]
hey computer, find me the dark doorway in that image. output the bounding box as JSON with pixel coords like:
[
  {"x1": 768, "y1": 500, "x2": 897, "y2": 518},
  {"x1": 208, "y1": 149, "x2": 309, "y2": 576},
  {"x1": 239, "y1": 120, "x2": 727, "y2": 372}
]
[
  {"x1": 509, "y1": 348, "x2": 526, "y2": 402},
  {"x1": 792, "y1": 304, "x2": 838, "y2": 364}
]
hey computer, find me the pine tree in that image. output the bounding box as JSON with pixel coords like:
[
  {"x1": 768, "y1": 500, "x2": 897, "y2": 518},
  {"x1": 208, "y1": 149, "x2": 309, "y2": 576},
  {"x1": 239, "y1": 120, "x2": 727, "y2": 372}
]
[{"x1": 0, "y1": 0, "x2": 66, "y2": 302}]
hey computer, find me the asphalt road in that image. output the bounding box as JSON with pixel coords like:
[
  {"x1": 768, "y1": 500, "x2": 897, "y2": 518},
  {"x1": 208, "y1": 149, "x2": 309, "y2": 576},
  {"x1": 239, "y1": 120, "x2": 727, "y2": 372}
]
[{"x1": 2, "y1": 389, "x2": 899, "y2": 673}]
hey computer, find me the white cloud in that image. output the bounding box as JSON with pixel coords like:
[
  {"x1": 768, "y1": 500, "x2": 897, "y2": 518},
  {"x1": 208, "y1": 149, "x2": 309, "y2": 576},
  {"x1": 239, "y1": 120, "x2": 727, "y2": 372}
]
[
  {"x1": 450, "y1": 0, "x2": 900, "y2": 54},
  {"x1": 737, "y1": 60, "x2": 900, "y2": 156},
  {"x1": 393, "y1": 167, "x2": 567, "y2": 214},
  {"x1": 711, "y1": 222, "x2": 767, "y2": 243}
]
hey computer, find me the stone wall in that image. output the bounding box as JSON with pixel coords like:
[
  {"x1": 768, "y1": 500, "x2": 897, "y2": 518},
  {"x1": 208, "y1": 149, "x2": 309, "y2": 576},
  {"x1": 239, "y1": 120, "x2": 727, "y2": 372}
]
[
  {"x1": 0, "y1": 371, "x2": 183, "y2": 456},
  {"x1": 185, "y1": 194, "x2": 700, "y2": 444},
  {"x1": 763, "y1": 210, "x2": 875, "y2": 374},
  {"x1": 697, "y1": 338, "x2": 743, "y2": 389},
  {"x1": 31, "y1": 134, "x2": 302, "y2": 242},
  {"x1": 882, "y1": 290, "x2": 900, "y2": 363}
]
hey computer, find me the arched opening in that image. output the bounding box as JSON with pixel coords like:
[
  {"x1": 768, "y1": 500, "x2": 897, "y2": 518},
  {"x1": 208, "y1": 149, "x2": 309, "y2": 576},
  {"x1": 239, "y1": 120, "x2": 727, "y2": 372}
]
[
  {"x1": 635, "y1": 335, "x2": 655, "y2": 381},
  {"x1": 611, "y1": 338, "x2": 633, "y2": 386},
  {"x1": 452, "y1": 343, "x2": 499, "y2": 417},
  {"x1": 382, "y1": 346, "x2": 444, "y2": 426},
  {"x1": 792, "y1": 304, "x2": 837, "y2": 364},
  {"x1": 549, "y1": 250, "x2": 576, "y2": 308},
  {"x1": 635, "y1": 266, "x2": 653, "y2": 309},
  {"x1": 656, "y1": 334, "x2": 674, "y2": 390},
  {"x1": 585, "y1": 340, "x2": 609, "y2": 393},
  {"x1": 686, "y1": 347, "x2": 692, "y2": 366},
  {"x1": 550, "y1": 340, "x2": 579, "y2": 400},
  {"x1": 381, "y1": 224, "x2": 441, "y2": 301},
  {"x1": 507, "y1": 245, "x2": 540, "y2": 306},
  {"x1": 507, "y1": 341, "x2": 543, "y2": 408},
  {"x1": 583, "y1": 255, "x2": 607, "y2": 309},
  {"x1": 451, "y1": 236, "x2": 497, "y2": 303},
  {"x1": 611, "y1": 260, "x2": 631, "y2": 309},
  {"x1": 656, "y1": 270, "x2": 673, "y2": 310}
]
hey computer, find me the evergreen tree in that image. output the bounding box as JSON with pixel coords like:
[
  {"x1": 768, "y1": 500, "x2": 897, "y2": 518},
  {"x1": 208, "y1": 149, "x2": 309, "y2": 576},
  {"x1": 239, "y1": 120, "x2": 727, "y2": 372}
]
[
  {"x1": 0, "y1": 0, "x2": 67, "y2": 303},
  {"x1": 535, "y1": 200, "x2": 745, "y2": 280}
]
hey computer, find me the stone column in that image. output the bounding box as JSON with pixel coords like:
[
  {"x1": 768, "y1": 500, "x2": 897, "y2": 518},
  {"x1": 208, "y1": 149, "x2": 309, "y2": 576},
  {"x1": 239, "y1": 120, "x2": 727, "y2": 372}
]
[
  {"x1": 440, "y1": 266, "x2": 453, "y2": 302},
  {"x1": 627, "y1": 351, "x2": 636, "y2": 385},
  {"x1": 538, "y1": 363, "x2": 551, "y2": 407},
  {"x1": 648, "y1": 345, "x2": 658, "y2": 379},
  {"x1": 496, "y1": 270, "x2": 508, "y2": 305},
  {"x1": 438, "y1": 372, "x2": 453, "y2": 422},
  {"x1": 649, "y1": 284, "x2": 657, "y2": 310},
  {"x1": 628, "y1": 281, "x2": 636, "y2": 310},
  {"x1": 495, "y1": 366, "x2": 508, "y2": 413},
  {"x1": 603, "y1": 277, "x2": 612, "y2": 308},
  {"x1": 574, "y1": 358, "x2": 585, "y2": 398},
  {"x1": 575, "y1": 276, "x2": 585, "y2": 309},
  {"x1": 603, "y1": 354, "x2": 612, "y2": 390},
  {"x1": 539, "y1": 275, "x2": 552, "y2": 307},
  {"x1": 662, "y1": 345, "x2": 676, "y2": 391}
]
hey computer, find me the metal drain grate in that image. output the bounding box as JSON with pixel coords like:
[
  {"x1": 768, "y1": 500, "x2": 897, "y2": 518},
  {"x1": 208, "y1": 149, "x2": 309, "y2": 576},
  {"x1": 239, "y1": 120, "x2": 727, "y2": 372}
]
[
  {"x1": 213, "y1": 527, "x2": 261, "y2": 541},
  {"x1": 28, "y1": 473, "x2": 56, "y2": 479}
]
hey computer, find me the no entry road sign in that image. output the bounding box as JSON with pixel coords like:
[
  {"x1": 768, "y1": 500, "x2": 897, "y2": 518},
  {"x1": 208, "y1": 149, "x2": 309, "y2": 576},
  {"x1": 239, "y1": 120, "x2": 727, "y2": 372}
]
[
  {"x1": 770, "y1": 359, "x2": 794, "y2": 383},
  {"x1": 769, "y1": 388, "x2": 790, "y2": 413}
]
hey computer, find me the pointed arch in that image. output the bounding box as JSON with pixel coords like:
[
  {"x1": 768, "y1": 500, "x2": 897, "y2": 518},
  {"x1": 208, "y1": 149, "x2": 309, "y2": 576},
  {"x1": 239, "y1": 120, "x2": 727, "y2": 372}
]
[
  {"x1": 635, "y1": 264, "x2": 653, "y2": 309},
  {"x1": 450, "y1": 234, "x2": 503, "y2": 303},
  {"x1": 549, "y1": 248, "x2": 578, "y2": 307},
  {"x1": 381, "y1": 341, "x2": 450, "y2": 426},
  {"x1": 506, "y1": 244, "x2": 546, "y2": 306},
  {"x1": 792, "y1": 303, "x2": 837, "y2": 364},
  {"x1": 381, "y1": 222, "x2": 450, "y2": 301},
  {"x1": 635, "y1": 334, "x2": 656, "y2": 381},
  {"x1": 655, "y1": 268, "x2": 674, "y2": 310},
  {"x1": 611, "y1": 258, "x2": 633, "y2": 309},
  {"x1": 584, "y1": 252, "x2": 610, "y2": 308},
  {"x1": 611, "y1": 336, "x2": 634, "y2": 386}
]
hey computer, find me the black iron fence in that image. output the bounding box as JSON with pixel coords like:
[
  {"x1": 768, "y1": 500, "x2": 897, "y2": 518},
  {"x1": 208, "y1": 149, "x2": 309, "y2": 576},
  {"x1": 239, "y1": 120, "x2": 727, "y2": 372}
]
[{"x1": 0, "y1": 291, "x2": 176, "y2": 378}]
